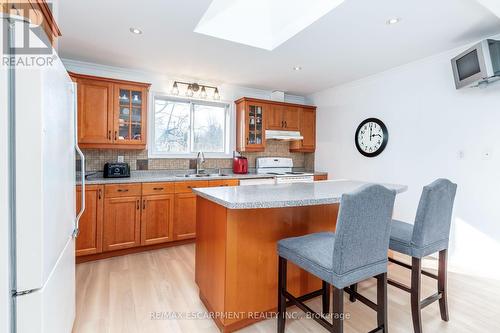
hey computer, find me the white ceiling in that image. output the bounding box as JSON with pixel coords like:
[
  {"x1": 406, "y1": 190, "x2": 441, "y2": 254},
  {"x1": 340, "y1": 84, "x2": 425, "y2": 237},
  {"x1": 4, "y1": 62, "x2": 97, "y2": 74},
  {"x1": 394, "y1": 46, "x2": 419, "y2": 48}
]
[{"x1": 58, "y1": 0, "x2": 500, "y2": 95}]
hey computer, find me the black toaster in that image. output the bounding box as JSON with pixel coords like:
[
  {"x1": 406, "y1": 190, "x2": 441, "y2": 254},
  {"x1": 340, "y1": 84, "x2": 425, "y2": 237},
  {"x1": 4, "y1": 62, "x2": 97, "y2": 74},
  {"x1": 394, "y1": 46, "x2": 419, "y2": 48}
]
[{"x1": 103, "y1": 162, "x2": 131, "y2": 178}]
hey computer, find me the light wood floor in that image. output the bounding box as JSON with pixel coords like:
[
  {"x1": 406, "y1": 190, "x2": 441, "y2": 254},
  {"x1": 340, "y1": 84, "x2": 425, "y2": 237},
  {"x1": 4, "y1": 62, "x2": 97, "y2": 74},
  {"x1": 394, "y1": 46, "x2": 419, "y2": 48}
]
[{"x1": 73, "y1": 244, "x2": 500, "y2": 333}]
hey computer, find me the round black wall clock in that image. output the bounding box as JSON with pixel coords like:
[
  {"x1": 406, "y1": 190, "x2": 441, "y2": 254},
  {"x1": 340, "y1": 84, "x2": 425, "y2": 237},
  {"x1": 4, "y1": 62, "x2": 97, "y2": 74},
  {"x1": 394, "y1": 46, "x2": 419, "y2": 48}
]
[{"x1": 355, "y1": 118, "x2": 388, "y2": 157}]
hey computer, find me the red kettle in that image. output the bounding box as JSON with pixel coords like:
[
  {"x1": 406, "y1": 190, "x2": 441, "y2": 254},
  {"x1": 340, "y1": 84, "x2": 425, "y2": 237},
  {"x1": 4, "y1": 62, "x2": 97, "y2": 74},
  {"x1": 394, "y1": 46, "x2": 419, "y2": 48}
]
[{"x1": 233, "y1": 153, "x2": 248, "y2": 174}]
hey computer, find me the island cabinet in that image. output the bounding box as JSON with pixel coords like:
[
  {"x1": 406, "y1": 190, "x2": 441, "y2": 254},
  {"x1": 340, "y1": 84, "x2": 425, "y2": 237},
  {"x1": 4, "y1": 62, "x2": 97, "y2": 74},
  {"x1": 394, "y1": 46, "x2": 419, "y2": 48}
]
[
  {"x1": 69, "y1": 72, "x2": 151, "y2": 150},
  {"x1": 75, "y1": 185, "x2": 104, "y2": 256}
]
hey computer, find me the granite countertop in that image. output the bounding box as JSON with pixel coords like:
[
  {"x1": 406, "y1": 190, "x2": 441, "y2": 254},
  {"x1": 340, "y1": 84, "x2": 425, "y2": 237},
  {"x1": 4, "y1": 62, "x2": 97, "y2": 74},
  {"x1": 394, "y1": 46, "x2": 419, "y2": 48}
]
[
  {"x1": 77, "y1": 169, "x2": 328, "y2": 185},
  {"x1": 193, "y1": 180, "x2": 408, "y2": 209}
]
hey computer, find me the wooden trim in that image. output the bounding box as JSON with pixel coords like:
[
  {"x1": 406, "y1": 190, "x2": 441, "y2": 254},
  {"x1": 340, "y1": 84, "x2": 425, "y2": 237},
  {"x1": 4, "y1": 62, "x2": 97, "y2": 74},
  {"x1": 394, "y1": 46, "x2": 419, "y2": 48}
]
[
  {"x1": 234, "y1": 97, "x2": 316, "y2": 110},
  {"x1": 68, "y1": 71, "x2": 151, "y2": 88},
  {"x1": 34, "y1": 0, "x2": 61, "y2": 37},
  {"x1": 78, "y1": 143, "x2": 146, "y2": 150},
  {"x1": 76, "y1": 238, "x2": 195, "y2": 264}
]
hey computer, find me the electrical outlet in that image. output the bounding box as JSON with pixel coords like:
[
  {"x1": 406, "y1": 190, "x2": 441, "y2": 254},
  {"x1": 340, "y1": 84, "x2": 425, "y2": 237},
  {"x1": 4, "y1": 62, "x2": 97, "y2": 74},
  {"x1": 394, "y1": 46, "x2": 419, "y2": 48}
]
[
  {"x1": 457, "y1": 150, "x2": 465, "y2": 160},
  {"x1": 117, "y1": 155, "x2": 124, "y2": 163}
]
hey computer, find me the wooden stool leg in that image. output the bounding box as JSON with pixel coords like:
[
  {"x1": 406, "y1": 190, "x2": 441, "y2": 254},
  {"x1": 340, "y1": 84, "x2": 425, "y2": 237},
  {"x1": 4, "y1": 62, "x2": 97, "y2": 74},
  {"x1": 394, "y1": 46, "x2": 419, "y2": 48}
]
[
  {"x1": 438, "y1": 249, "x2": 449, "y2": 322},
  {"x1": 332, "y1": 287, "x2": 344, "y2": 333},
  {"x1": 277, "y1": 257, "x2": 287, "y2": 333},
  {"x1": 411, "y1": 257, "x2": 423, "y2": 333},
  {"x1": 349, "y1": 284, "x2": 357, "y2": 302},
  {"x1": 322, "y1": 280, "x2": 330, "y2": 316},
  {"x1": 377, "y1": 273, "x2": 388, "y2": 333}
]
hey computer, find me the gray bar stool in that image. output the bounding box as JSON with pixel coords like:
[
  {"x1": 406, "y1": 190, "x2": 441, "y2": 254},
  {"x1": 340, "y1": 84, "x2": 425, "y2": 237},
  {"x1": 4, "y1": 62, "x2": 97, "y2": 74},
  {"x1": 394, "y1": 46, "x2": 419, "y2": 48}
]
[
  {"x1": 277, "y1": 184, "x2": 396, "y2": 333},
  {"x1": 351, "y1": 179, "x2": 457, "y2": 333}
]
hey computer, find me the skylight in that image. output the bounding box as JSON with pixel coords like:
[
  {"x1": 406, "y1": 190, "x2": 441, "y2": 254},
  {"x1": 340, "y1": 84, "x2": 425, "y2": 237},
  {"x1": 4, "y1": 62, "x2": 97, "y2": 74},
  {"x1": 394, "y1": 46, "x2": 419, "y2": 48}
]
[{"x1": 194, "y1": 0, "x2": 345, "y2": 51}]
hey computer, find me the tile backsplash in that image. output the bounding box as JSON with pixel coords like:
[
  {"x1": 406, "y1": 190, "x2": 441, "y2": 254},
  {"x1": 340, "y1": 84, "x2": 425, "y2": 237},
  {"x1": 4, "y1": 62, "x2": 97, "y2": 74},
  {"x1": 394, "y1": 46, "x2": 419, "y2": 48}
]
[{"x1": 80, "y1": 141, "x2": 315, "y2": 172}]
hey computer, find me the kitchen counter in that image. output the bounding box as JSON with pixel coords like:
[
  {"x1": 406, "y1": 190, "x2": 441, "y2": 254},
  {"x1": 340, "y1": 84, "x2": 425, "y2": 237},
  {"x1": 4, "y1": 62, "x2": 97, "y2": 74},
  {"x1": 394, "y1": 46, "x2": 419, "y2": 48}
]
[
  {"x1": 195, "y1": 179, "x2": 407, "y2": 332},
  {"x1": 76, "y1": 169, "x2": 327, "y2": 185},
  {"x1": 193, "y1": 179, "x2": 407, "y2": 209}
]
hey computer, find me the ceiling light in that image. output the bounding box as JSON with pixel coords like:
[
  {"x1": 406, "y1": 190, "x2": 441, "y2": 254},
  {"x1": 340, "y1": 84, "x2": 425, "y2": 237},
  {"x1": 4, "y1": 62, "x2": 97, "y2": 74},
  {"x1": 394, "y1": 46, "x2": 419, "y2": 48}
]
[
  {"x1": 293, "y1": 66, "x2": 302, "y2": 71},
  {"x1": 386, "y1": 18, "x2": 401, "y2": 25},
  {"x1": 200, "y1": 86, "x2": 207, "y2": 99},
  {"x1": 129, "y1": 27, "x2": 143, "y2": 34},
  {"x1": 173, "y1": 81, "x2": 220, "y2": 100},
  {"x1": 171, "y1": 82, "x2": 179, "y2": 95}
]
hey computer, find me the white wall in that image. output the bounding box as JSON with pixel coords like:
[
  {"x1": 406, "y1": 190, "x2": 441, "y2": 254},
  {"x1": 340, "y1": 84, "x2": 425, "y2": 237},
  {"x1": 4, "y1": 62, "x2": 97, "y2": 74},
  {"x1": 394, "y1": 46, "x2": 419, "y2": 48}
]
[{"x1": 310, "y1": 36, "x2": 500, "y2": 279}]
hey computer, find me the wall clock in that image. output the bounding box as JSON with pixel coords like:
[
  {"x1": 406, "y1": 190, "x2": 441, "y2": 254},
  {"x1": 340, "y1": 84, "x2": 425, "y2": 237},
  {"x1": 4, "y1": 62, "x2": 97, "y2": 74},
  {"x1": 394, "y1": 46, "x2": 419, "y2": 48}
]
[{"x1": 355, "y1": 118, "x2": 388, "y2": 157}]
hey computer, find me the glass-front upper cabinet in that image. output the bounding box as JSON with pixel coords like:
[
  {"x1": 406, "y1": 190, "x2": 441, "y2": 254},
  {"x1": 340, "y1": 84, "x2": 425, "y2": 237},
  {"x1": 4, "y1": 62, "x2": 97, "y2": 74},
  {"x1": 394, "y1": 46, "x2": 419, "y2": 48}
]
[
  {"x1": 235, "y1": 98, "x2": 266, "y2": 152},
  {"x1": 114, "y1": 84, "x2": 148, "y2": 145}
]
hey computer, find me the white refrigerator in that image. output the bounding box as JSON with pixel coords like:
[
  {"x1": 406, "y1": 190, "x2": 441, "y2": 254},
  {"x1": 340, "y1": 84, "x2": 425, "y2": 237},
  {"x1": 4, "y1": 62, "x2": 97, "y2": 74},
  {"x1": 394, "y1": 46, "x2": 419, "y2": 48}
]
[{"x1": 2, "y1": 15, "x2": 82, "y2": 333}]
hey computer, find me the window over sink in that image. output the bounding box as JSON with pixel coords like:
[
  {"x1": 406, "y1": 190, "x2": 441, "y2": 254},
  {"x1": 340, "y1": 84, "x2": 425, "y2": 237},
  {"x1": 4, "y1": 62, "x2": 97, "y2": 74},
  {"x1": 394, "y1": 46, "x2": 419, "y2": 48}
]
[{"x1": 149, "y1": 95, "x2": 232, "y2": 158}]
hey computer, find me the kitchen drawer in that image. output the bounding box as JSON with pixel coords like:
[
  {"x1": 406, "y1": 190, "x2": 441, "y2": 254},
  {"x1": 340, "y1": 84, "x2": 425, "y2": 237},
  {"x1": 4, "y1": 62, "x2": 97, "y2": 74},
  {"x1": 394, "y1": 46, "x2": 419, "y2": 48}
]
[
  {"x1": 208, "y1": 179, "x2": 239, "y2": 187},
  {"x1": 174, "y1": 181, "x2": 209, "y2": 193},
  {"x1": 142, "y1": 182, "x2": 175, "y2": 195},
  {"x1": 104, "y1": 183, "x2": 142, "y2": 198}
]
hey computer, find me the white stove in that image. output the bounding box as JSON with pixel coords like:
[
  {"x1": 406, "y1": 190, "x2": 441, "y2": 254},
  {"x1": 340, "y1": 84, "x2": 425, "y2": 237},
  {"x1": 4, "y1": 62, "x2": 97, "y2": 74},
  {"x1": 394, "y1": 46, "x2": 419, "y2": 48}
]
[{"x1": 256, "y1": 157, "x2": 314, "y2": 184}]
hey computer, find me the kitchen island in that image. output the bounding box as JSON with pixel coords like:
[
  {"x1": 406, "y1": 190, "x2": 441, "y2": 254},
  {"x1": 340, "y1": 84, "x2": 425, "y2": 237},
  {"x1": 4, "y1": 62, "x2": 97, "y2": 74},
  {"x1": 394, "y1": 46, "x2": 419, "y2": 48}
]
[{"x1": 193, "y1": 180, "x2": 407, "y2": 332}]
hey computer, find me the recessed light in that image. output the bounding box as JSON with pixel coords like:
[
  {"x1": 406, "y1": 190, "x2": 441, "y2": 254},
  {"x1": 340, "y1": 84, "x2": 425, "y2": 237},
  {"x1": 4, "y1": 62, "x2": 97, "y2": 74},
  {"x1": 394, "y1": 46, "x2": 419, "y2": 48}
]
[
  {"x1": 293, "y1": 66, "x2": 302, "y2": 71},
  {"x1": 386, "y1": 18, "x2": 401, "y2": 25},
  {"x1": 129, "y1": 27, "x2": 143, "y2": 35}
]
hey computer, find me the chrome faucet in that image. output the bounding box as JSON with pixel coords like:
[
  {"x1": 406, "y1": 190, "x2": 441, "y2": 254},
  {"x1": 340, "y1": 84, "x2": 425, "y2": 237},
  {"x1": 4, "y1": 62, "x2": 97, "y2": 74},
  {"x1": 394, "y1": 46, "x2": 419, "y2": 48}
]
[{"x1": 196, "y1": 152, "x2": 206, "y2": 175}]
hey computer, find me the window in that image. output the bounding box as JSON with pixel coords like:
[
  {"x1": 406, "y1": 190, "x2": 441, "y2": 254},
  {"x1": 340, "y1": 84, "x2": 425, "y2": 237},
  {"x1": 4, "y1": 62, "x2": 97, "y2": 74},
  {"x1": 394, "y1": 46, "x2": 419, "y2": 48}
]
[{"x1": 150, "y1": 96, "x2": 231, "y2": 157}]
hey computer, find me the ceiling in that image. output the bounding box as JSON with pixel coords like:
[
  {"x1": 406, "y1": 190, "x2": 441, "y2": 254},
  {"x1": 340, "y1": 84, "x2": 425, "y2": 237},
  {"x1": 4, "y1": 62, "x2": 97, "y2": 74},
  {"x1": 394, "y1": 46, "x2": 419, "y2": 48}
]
[{"x1": 57, "y1": 0, "x2": 500, "y2": 95}]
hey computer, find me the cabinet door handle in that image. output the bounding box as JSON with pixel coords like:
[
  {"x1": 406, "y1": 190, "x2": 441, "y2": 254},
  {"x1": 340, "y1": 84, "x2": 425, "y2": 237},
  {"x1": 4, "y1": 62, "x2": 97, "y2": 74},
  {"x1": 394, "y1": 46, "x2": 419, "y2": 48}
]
[
  {"x1": 98, "y1": 189, "x2": 102, "y2": 200},
  {"x1": 285, "y1": 121, "x2": 287, "y2": 128},
  {"x1": 281, "y1": 120, "x2": 284, "y2": 128},
  {"x1": 117, "y1": 189, "x2": 129, "y2": 192},
  {"x1": 143, "y1": 200, "x2": 146, "y2": 210},
  {"x1": 136, "y1": 200, "x2": 140, "y2": 210},
  {"x1": 108, "y1": 130, "x2": 111, "y2": 140},
  {"x1": 114, "y1": 131, "x2": 118, "y2": 141},
  {"x1": 153, "y1": 187, "x2": 164, "y2": 191},
  {"x1": 187, "y1": 186, "x2": 192, "y2": 189}
]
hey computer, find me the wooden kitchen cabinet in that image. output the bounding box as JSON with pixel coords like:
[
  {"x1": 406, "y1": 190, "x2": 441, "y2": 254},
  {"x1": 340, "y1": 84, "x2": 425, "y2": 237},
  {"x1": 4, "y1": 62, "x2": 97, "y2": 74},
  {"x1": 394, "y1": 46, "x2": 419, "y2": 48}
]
[
  {"x1": 174, "y1": 180, "x2": 209, "y2": 240},
  {"x1": 75, "y1": 185, "x2": 104, "y2": 256},
  {"x1": 235, "y1": 98, "x2": 266, "y2": 152},
  {"x1": 267, "y1": 104, "x2": 299, "y2": 131},
  {"x1": 141, "y1": 194, "x2": 175, "y2": 245},
  {"x1": 314, "y1": 174, "x2": 328, "y2": 181},
  {"x1": 103, "y1": 195, "x2": 141, "y2": 252},
  {"x1": 75, "y1": 78, "x2": 114, "y2": 145},
  {"x1": 69, "y1": 72, "x2": 151, "y2": 149},
  {"x1": 208, "y1": 179, "x2": 240, "y2": 187},
  {"x1": 290, "y1": 107, "x2": 316, "y2": 152}
]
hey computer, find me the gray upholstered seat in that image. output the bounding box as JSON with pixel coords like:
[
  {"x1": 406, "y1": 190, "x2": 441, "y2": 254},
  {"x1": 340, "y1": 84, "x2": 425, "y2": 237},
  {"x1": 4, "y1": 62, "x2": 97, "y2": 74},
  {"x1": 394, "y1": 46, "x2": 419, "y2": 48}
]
[
  {"x1": 389, "y1": 179, "x2": 457, "y2": 258},
  {"x1": 278, "y1": 184, "x2": 396, "y2": 289}
]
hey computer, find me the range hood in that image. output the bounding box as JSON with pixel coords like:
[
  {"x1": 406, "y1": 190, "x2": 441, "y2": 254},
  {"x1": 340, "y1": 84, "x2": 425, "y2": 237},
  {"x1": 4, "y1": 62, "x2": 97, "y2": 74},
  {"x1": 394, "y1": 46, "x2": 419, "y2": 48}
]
[{"x1": 265, "y1": 130, "x2": 303, "y2": 141}]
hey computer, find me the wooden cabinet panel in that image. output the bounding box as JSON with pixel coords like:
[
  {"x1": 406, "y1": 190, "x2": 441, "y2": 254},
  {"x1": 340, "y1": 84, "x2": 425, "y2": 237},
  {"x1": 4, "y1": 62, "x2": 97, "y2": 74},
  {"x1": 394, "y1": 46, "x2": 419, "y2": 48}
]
[
  {"x1": 103, "y1": 196, "x2": 141, "y2": 251},
  {"x1": 113, "y1": 84, "x2": 148, "y2": 146},
  {"x1": 105, "y1": 183, "x2": 142, "y2": 198},
  {"x1": 267, "y1": 104, "x2": 284, "y2": 130},
  {"x1": 283, "y1": 106, "x2": 300, "y2": 130},
  {"x1": 77, "y1": 79, "x2": 113, "y2": 144},
  {"x1": 174, "y1": 180, "x2": 209, "y2": 193},
  {"x1": 141, "y1": 194, "x2": 174, "y2": 245},
  {"x1": 208, "y1": 179, "x2": 239, "y2": 187},
  {"x1": 142, "y1": 182, "x2": 175, "y2": 195},
  {"x1": 314, "y1": 174, "x2": 328, "y2": 181},
  {"x1": 174, "y1": 193, "x2": 197, "y2": 240},
  {"x1": 70, "y1": 72, "x2": 150, "y2": 149},
  {"x1": 235, "y1": 99, "x2": 266, "y2": 152},
  {"x1": 75, "y1": 185, "x2": 104, "y2": 256},
  {"x1": 290, "y1": 108, "x2": 316, "y2": 152}
]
